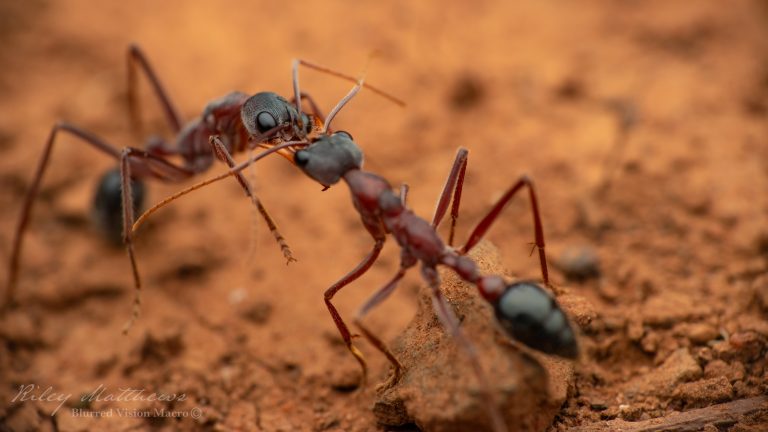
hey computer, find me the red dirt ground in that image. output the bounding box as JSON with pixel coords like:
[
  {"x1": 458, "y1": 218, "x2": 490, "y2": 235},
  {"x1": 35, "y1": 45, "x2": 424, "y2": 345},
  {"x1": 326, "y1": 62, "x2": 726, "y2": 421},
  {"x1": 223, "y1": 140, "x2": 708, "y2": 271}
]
[{"x1": 1, "y1": 1, "x2": 767, "y2": 431}]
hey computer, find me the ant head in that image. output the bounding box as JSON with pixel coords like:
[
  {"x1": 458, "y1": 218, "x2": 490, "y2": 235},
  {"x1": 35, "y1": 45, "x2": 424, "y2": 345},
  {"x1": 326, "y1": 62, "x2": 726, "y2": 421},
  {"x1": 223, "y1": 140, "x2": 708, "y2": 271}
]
[
  {"x1": 489, "y1": 280, "x2": 578, "y2": 359},
  {"x1": 241, "y1": 92, "x2": 310, "y2": 138},
  {"x1": 293, "y1": 131, "x2": 362, "y2": 187}
]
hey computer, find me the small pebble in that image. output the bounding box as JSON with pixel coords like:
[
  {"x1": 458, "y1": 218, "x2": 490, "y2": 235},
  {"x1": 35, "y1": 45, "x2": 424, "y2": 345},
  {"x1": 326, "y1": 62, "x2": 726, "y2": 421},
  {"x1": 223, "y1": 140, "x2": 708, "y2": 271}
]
[
  {"x1": 448, "y1": 74, "x2": 485, "y2": 110},
  {"x1": 627, "y1": 319, "x2": 645, "y2": 342},
  {"x1": 556, "y1": 245, "x2": 601, "y2": 282},
  {"x1": 685, "y1": 322, "x2": 720, "y2": 345},
  {"x1": 672, "y1": 376, "x2": 733, "y2": 408}
]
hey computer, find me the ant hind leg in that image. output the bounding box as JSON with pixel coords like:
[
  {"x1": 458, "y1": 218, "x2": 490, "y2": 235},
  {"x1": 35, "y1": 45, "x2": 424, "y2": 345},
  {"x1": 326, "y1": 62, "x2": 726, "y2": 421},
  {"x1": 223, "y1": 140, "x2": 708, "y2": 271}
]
[
  {"x1": 431, "y1": 148, "x2": 469, "y2": 246},
  {"x1": 352, "y1": 265, "x2": 411, "y2": 389},
  {"x1": 460, "y1": 175, "x2": 549, "y2": 284},
  {"x1": 323, "y1": 239, "x2": 385, "y2": 387}
]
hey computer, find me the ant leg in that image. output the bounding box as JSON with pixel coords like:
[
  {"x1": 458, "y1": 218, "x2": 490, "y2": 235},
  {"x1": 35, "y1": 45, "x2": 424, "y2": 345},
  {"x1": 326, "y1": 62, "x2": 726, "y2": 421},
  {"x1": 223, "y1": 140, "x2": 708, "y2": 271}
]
[
  {"x1": 127, "y1": 44, "x2": 184, "y2": 136},
  {"x1": 3, "y1": 123, "x2": 193, "y2": 311},
  {"x1": 118, "y1": 147, "x2": 197, "y2": 333},
  {"x1": 423, "y1": 266, "x2": 508, "y2": 432},
  {"x1": 352, "y1": 265, "x2": 411, "y2": 389},
  {"x1": 431, "y1": 148, "x2": 469, "y2": 246},
  {"x1": 208, "y1": 136, "x2": 296, "y2": 264},
  {"x1": 5, "y1": 123, "x2": 127, "y2": 309},
  {"x1": 324, "y1": 239, "x2": 385, "y2": 386},
  {"x1": 129, "y1": 142, "x2": 304, "y2": 235},
  {"x1": 460, "y1": 175, "x2": 549, "y2": 284}
]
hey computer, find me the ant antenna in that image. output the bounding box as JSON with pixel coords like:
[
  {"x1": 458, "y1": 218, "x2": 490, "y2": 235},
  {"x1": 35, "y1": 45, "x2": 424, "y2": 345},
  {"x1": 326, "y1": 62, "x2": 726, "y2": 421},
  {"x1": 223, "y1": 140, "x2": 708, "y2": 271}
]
[
  {"x1": 292, "y1": 59, "x2": 303, "y2": 127},
  {"x1": 323, "y1": 54, "x2": 376, "y2": 133},
  {"x1": 323, "y1": 78, "x2": 364, "y2": 133},
  {"x1": 296, "y1": 58, "x2": 406, "y2": 108}
]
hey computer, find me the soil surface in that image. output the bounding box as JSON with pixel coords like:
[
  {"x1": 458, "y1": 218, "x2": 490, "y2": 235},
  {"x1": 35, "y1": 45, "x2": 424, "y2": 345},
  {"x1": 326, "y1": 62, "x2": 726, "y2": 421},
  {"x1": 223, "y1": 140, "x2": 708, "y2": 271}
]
[{"x1": 1, "y1": 1, "x2": 767, "y2": 431}]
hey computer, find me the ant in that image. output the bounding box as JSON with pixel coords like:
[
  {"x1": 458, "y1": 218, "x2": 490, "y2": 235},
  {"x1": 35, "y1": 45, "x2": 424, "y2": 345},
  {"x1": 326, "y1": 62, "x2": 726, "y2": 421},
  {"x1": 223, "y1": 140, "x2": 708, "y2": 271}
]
[
  {"x1": 2, "y1": 44, "x2": 403, "y2": 333},
  {"x1": 132, "y1": 77, "x2": 579, "y2": 432}
]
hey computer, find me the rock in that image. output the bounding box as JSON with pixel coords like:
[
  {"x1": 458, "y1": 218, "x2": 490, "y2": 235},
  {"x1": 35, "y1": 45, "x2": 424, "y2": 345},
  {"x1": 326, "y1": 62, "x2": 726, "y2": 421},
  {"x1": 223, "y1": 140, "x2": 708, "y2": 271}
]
[
  {"x1": 374, "y1": 241, "x2": 577, "y2": 431},
  {"x1": 704, "y1": 359, "x2": 745, "y2": 382},
  {"x1": 672, "y1": 376, "x2": 733, "y2": 408},
  {"x1": 556, "y1": 290, "x2": 597, "y2": 330},
  {"x1": 641, "y1": 292, "x2": 710, "y2": 327},
  {"x1": 727, "y1": 332, "x2": 766, "y2": 362},
  {"x1": 678, "y1": 322, "x2": 720, "y2": 345},
  {"x1": 555, "y1": 245, "x2": 601, "y2": 282},
  {"x1": 712, "y1": 332, "x2": 767, "y2": 362},
  {"x1": 624, "y1": 348, "x2": 701, "y2": 398},
  {"x1": 626, "y1": 318, "x2": 645, "y2": 342}
]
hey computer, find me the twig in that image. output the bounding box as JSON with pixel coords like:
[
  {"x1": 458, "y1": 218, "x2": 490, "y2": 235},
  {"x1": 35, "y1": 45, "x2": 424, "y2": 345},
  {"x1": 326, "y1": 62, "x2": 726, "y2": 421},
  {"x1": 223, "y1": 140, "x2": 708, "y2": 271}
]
[{"x1": 569, "y1": 396, "x2": 768, "y2": 432}]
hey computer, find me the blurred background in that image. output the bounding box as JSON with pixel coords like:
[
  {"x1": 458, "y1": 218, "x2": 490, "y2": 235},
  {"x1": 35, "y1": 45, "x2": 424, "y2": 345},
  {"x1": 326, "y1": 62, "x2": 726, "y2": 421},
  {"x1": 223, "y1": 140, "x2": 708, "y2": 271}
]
[{"x1": 1, "y1": 1, "x2": 767, "y2": 431}]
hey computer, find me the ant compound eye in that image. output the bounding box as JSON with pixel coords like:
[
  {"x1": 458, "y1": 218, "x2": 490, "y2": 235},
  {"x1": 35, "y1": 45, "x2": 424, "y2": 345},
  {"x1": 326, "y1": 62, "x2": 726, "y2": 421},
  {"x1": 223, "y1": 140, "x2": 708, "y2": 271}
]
[
  {"x1": 494, "y1": 282, "x2": 578, "y2": 359},
  {"x1": 256, "y1": 112, "x2": 277, "y2": 133},
  {"x1": 335, "y1": 130, "x2": 353, "y2": 141},
  {"x1": 294, "y1": 150, "x2": 310, "y2": 167}
]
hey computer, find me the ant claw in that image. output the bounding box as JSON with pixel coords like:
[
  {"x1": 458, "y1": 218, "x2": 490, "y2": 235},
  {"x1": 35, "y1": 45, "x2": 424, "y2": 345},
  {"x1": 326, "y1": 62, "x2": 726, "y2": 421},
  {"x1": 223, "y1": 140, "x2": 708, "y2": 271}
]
[{"x1": 376, "y1": 368, "x2": 403, "y2": 392}]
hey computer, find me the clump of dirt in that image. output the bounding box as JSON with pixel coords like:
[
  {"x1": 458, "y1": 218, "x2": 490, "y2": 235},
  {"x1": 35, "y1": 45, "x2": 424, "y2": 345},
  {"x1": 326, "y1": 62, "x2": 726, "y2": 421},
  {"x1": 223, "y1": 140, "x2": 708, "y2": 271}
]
[{"x1": 374, "y1": 242, "x2": 585, "y2": 431}]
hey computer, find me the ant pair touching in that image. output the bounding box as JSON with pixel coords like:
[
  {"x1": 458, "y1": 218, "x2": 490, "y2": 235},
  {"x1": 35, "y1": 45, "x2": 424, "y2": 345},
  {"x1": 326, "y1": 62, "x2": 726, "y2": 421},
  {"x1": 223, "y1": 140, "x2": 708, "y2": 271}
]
[
  {"x1": 4, "y1": 45, "x2": 578, "y2": 432},
  {"x1": 3, "y1": 44, "x2": 401, "y2": 331}
]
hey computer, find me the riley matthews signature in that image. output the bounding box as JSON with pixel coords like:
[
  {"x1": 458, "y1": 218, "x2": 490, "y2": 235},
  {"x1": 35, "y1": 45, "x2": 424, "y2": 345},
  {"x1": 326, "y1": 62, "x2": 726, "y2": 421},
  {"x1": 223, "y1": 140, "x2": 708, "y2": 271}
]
[{"x1": 11, "y1": 384, "x2": 187, "y2": 416}]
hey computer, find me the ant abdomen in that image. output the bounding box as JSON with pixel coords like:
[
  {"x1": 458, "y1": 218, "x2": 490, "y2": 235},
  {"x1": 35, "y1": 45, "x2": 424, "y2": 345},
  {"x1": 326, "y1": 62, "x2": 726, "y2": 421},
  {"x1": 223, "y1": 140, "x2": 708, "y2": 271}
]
[
  {"x1": 493, "y1": 281, "x2": 579, "y2": 359},
  {"x1": 92, "y1": 167, "x2": 146, "y2": 246}
]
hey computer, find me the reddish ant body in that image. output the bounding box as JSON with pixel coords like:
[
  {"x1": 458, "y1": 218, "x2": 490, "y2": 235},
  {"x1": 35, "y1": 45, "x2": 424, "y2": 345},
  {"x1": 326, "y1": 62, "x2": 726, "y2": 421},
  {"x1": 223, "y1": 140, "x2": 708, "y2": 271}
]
[
  {"x1": 293, "y1": 132, "x2": 577, "y2": 432},
  {"x1": 139, "y1": 77, "x2": 578, "y2": 432}
]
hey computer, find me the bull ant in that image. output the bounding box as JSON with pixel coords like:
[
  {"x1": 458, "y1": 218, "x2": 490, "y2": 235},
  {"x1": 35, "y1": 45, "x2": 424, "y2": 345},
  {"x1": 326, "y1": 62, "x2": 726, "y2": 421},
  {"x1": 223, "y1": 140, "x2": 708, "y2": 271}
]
[
  {"x1": 131, "y1": 72, "x2": 579, "y2": 432},
  {"x1": 2, "y1": 44, "x2": 403, "y2": 333}
]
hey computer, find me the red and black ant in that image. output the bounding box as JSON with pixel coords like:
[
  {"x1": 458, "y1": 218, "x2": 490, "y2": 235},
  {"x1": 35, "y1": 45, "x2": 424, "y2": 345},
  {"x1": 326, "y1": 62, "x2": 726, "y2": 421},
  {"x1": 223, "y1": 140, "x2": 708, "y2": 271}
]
[
  {"x1": 2, "y1": 44, "x2": 403, "y2": 332},
  {"x1": 133, "y1": 77, "x2": 579, "y2": 432}
]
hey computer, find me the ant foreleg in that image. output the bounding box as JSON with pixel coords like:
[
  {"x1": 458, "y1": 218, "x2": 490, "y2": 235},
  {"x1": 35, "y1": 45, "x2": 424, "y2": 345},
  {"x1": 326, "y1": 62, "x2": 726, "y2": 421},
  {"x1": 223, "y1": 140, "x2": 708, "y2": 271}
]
[
  {"x1": 352, "y1": 265, "x2": 411, "y2": 389},
  {"x1": 323, "y1": 239, "x2": 385, "y2": 386},
  {"x1": 127, "y1": 44, "x2": 183, "y2": 136},
  {"x1": 460, "y1": 175, "x2": 549, "y2": 284},
  {"x1": 208, "y1": 136, "x2": 295, "y2": 264},
  {"x1": 423, "y1": 266, "x2": 508, "y2": 432},
  {"x1": 118, "y1": 147, "x2": 196, "y2": 333},
  {"x1": 431, "y1": 148, "x2": 469, "y2": 246}
]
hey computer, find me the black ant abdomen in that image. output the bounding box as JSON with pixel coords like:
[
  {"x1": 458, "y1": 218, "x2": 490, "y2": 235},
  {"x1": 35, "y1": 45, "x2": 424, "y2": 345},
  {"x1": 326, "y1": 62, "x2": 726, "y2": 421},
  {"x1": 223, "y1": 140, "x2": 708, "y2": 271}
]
[
  {"x1": 92, "y1": 167, "x2": 146, "y2": 246},
  {"x1": 493, "y1": 281, "x2": 579, "y2": 359}
]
